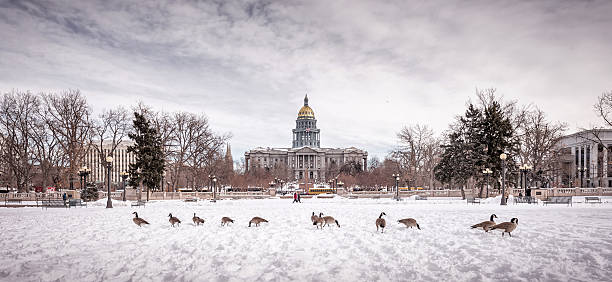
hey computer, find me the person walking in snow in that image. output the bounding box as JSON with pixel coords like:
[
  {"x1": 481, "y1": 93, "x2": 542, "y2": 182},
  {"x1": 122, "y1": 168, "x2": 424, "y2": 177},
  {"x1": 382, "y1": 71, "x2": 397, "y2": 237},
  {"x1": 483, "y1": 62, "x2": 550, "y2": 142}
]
[
  {"x1": 62, "y1": 192, "x2": 67, "y2": 206},
  {"x1": 297, "y1": 193, "x2": 301, "y2": 203},
  {"x1": 293, "y1": 192, "x2": 298, "y2": 203}
]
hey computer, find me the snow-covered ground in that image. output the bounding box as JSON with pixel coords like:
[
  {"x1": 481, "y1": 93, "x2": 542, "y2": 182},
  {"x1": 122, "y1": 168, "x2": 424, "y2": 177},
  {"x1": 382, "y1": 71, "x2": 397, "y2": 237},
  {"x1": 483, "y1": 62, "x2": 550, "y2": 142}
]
[{"x1": 1, "y1": 197, "x2": 611, "y2": 281}]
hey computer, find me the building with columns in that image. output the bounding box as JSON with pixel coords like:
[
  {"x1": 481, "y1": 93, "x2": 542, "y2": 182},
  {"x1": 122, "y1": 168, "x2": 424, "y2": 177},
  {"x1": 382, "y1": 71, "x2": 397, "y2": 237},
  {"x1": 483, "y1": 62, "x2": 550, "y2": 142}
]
[
  {"x1": 83, "y1": 140, "x2": 136, "y2": 185},
  {"x1": 245, "y1": 95, "x2": 367, "y2": 182},
  {"x1": 556, "y1": 129, "x2": 612, "y2": 187}
]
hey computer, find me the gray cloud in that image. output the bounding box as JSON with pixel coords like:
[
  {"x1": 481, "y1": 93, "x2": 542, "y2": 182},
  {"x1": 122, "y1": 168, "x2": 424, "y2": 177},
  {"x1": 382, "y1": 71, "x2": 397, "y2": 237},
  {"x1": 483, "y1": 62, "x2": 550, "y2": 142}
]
[{"x1": 1, "y1": 0, "x2": 610, "y2": 161}]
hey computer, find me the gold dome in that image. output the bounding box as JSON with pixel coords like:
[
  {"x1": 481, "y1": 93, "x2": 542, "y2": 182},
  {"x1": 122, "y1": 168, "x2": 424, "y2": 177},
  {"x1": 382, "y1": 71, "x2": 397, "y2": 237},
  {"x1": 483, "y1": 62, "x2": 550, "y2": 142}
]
[
  {"x1": 297, "y1": 94, "x2": 315, "y2": 119},
  {"x1": 298, "y1": 105, "x2": 315, "y2": 119}
]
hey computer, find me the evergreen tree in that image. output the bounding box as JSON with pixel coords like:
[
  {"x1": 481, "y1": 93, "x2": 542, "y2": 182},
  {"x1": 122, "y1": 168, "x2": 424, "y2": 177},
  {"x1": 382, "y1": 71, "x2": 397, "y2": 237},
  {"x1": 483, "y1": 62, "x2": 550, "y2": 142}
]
[
  {"x1": 435, "y1": 97, "x2": 517, "y2": 199},
  {"x1": 127, "y1": 112, "x2": 165, "y2": 192}
]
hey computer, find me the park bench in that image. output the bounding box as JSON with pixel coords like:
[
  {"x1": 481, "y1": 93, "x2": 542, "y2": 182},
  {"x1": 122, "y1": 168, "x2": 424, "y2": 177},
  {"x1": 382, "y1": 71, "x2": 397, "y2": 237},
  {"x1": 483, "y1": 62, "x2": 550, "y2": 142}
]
[
  {"x1": 543, "y1": 196, "x2": 572, "y2": 206},
  {"x1": 585, "y1": 196, "x2": 602, "y2": 204},
  {"x1": 184, "y1": 197, "x2": 198, "y2": 202},
  {"x1": 514, "y1": 196, "x2": 538, "y2": 204},
  {"x1": 41, "y1": 199, "x2": 67, "y2": 209},
  {"x1": 466, "y1": 196, "x2": 480, "y2": 205},
  {"x1": 348, "y1": 195, "x2": 359, "y2": 199},
  {"x1": 416, "y1": 196, "x2": 428, "y2": 200},
  {"x1": 68, "y1": 199, "x2": 87, "y2": 208},
  {"x1": 131, "y1": 200, "x2": 146, "y2": 207},
  {"x1": 4, "y1": 198, "x2": 22, "y2": 206}
]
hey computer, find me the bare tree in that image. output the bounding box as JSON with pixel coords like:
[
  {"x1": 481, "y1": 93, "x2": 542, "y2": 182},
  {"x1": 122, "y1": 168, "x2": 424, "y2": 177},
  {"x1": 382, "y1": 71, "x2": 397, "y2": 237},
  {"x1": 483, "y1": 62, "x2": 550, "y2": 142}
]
[
  {"x1": 394, "y1": 124, "x2": 440, "y2": 188},
  {"x1": 517, "y1": 107, "x2": 567, "y2": 188},
  {"x1": 42, "y1": 90, "x2": 92, "y2": 190},
  {"x1": 594, "y1": 90, "x2": 612, "y2": 127},
  {"x1": 168, "y1": 112, "x2": 206, "y2": 191},
  {"x1": 0, "y1": 91, "x2": 39, "y2": 192},
  {"x1": 91, "y1": 107, "x2": 130, "y2": 181},
  {"x1": 31, "y1": 104, "x2": 67, "y2": 189}
]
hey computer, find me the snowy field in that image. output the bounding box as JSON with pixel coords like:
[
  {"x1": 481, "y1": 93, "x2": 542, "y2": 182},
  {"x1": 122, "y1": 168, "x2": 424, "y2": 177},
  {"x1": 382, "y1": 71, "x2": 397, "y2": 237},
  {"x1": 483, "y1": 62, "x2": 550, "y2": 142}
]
[{"x1": 1, "y1": 197, "x2": 611, "y2": 282}]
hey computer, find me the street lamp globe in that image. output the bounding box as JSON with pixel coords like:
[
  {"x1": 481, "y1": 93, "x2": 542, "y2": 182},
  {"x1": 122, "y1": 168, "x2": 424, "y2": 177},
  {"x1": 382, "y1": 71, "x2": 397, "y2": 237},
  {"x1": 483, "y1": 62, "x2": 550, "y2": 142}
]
[
  {"x1": 500, "y1": 153, "x2": 507, "y2": 160},
  {"x1": 106, "y1": 156, "x2": 113, "y2": 163}
]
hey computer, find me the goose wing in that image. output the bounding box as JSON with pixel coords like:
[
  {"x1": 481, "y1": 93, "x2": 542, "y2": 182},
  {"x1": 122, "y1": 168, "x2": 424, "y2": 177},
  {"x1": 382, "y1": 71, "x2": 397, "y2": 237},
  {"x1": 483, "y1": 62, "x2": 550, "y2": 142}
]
[
  {"x1": 471, "y1": 221, "x2": 494, "y2": 229},
  {"x1": 490, "y1": 222, "x2": 513, "y2": 231}
]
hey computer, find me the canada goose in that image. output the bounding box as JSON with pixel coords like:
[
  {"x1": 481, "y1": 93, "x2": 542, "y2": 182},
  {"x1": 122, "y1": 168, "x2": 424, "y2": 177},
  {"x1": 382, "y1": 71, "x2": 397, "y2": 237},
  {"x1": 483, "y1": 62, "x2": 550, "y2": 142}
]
[
  {"x1": 249, "y1": 217, "x2": 268, "y2": 227},
  {"x1": 221, "y1": 217, "x2": 234, "y2": 226},
  {"x1": 470, "y1": 214, "x2": 498, "y2": 232},
  {"x1": 132, "y1": 212, "x2": 149, "y2": 227},
  {"x1": 311, "y1": 212, "x2": 318, "y2": 224},
  {"x1": 376, "y1": 212, "x2": 387, "y2": 233},
  {"x1": 321, "y1": 215, "x2": 340, "y2": 228},
  {"x1": 168, "y1": 213, "x2": 181, "y2": 227},
  {"x1": 192, "y1": 213, "x2": 205, "y2": 226},
  {"x1": 398, "y1": 218, "x2": 421, "y2": 230},
  {"x1": 489, "y1": 218, "x2": 519, "y2": 237}
]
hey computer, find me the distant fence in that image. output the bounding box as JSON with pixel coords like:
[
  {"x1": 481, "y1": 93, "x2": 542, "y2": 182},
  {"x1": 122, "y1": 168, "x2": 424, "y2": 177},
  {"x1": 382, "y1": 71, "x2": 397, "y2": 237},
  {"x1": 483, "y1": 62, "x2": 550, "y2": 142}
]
[{"x1": 2, "y1": 187, "x2": 612, "y2": 203}]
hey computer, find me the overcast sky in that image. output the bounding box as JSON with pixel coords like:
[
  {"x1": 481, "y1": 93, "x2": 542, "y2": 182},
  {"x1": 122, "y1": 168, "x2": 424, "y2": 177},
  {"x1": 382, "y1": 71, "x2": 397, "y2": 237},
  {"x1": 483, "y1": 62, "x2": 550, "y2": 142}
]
[{"x1": 1, "y1": 0, "x2": 610, "y2": 161}]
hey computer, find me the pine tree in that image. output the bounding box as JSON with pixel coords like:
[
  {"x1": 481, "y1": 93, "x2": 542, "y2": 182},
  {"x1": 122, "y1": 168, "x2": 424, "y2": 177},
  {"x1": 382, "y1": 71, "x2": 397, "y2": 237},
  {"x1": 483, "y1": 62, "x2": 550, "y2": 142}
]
[
  {"x1": 127, "y1": 112, "x2": 165, "y2": 194},
  {"x1": 435, "y1": 98, "x2": 517, "y2": 199}
]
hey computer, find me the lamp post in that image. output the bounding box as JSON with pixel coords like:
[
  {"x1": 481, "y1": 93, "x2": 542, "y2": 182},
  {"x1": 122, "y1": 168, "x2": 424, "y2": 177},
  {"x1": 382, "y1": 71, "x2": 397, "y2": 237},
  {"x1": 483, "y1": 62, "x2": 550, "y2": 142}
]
[
  {"x1": 213, "y1": 177, "x2": 217, "y2": 202},
  {"x1": 577, "y1": 167, "x2": 586, "y2": 188},
  {"x1": 78, "y1": 167, "x2": 84, "y2": 190},
  {"x1": 519, "y1": 164, "x2": 533, "y2": 196},
  {"x1": 106, "y1": 156, "x2": 113, "y2": 208},
  {"x1": 500, "y1": 153, "x2": 508, "y2": 206},
  {"x1": 84, "y1": 167, "x2": 90, "y2": 190},
  {"x1": 483, "y1": 168, "x2": 492, "y2": 198},
  {"x1": 136, "y1": 168, "x2": 142, "y2": 201},
  {"x1": 209, "y1": 174, "x2": 217, "y2": 202},
  {"x1": 120, "y1": 171, "x2": 129, "y2": 201},
  {"x1": 392, "y1": 173, "x2": 400, "y2": 201},
  {"x1": 334, "y1": 177, "x2": 338, "y2": 194},
  {"x1": 78, "y1": 166, "x2": 90, "y2": 191}
]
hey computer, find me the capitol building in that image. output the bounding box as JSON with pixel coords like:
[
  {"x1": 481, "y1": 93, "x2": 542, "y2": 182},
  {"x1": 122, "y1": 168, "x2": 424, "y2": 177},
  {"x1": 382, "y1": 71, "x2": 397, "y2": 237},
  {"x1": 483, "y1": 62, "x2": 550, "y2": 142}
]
[{"x1": 245, "y1": 95, "x2": 368, "y2": 182}]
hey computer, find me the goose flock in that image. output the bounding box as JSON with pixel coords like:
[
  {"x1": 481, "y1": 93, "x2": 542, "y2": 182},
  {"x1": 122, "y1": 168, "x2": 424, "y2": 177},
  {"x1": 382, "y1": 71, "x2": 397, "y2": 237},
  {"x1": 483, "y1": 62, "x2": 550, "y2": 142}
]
[{"x1": 132, "y1": 211, "x2": 519, "y2": 237}]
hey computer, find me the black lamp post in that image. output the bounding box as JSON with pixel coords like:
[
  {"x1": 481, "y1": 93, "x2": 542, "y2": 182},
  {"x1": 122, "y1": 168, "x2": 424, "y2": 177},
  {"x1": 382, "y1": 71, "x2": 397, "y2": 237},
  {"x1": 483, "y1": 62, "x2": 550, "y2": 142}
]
[
  {"x1": 85, "y1": 168, "x2": 90, "y2": 189},
  {"x1": 500, "y1": 153, "x2": 508, "y2": 205},
  {"x1": 79, "y1": 166, "x2": 91, "y2": 192},
  {"x1": 120, "y1": 171, "x2": 129, "y2": 201},
  {"x1": 209, "y1": 174, "x2": 217, "y2": 202},
  {"x1": 334, "y1": 177, "x2": 338, "y2": 194},
  {"x1": 106, "y1": 156, "x2": 113, "y2": 208},
  {"x1": 78, "y1": 167, "x2": 84, "y2": 190},
  {"x1": 392, "y1": 173, "x2": 400, "y2": 201},
  {"x1": 483, "y1": 168, "x2": 492, "y2": 198},
  {"x1": 577, "y1": 167, "x2": 586, "y2": 188},
  {"x1": 519, "y1": 164, "x2": 532, "y2": 196}
]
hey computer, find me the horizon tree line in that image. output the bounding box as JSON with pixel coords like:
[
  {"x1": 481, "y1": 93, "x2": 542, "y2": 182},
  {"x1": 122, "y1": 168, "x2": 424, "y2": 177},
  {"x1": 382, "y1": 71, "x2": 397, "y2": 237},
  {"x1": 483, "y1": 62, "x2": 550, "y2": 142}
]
[
  {"x1": 0, "y1": 89, "x2": 231, "y2": 193},
  {"x1": 0, "y1": 88, "x2": 609, "y2": 193}
]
